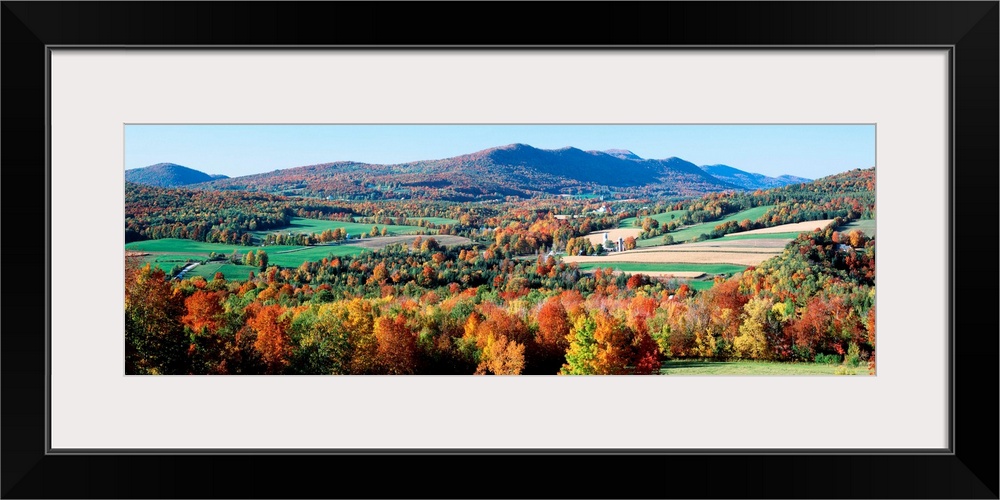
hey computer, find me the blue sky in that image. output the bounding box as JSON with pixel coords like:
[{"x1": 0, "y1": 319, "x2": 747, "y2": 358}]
[{"x1": 125, "y1": 124, "x2": 874, "y2": 179}]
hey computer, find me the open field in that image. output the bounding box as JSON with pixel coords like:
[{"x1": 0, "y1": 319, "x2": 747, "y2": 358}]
[
  {"x1": 251, "y1": 217, "x2": 429, "y2": 239},
  {"x1": 143, "y1": 254, "x2": 208, "y2": 264},
  {"x1": 344, "y1": 234, "x2": 471, "y2": 250},
  {"x1": 126, "y1": 239, "x2": 302, "y2": 255},
  {"x1": 266, "y1": 245, "x2": 365, "y2": 268},
  {"x1": 128, "y1": 234, "x2": 475, "y2": 272},
  {"x1": 653, "y1": 239, "x2": 790, "y2": 250},
  {"x1": 575, "y1": 262, "x2": 745, "y2": 276},
  {"x1": 838, "y1": 219, "x2": 876, "y2": 237},
  {"x1": 729, "y1": 219, "x2": 836, "y2": 236},
  {"x1": 687, "y1": 281, "x2": 716, "y2": 292},
  {"x1": 660, "y1": 359, "x2": 863, "y2": 375},
  {"x1": 618, "y1": 210, "x2": 688, "y2": 229},
  {"x1": 720, "y1": 232, "x2": 801, "y2": 241},
  {"x1": 564, "y1": 245, "x2": 779, "y2": 267},
  {"x1": 140, "y1": 254, "x2": 208, "y2": 273},
  {"x1": 636, "y1": 205, "x2": 774, "y2": 247},
  {"x1": 126, "y1": 238, "x2": 365, "y2": 270},
  {"x1": 136, "y1": 254, "x2": 258, "y2": 281},
  {"x1": 631, "y1": 241, "x2": 786, "y2": 252}
]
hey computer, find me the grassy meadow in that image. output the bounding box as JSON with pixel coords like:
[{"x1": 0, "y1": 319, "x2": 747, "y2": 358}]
[
  {"x1": 128, "y1": 237, "x2": 366, "y2": 276},
  {"x1": 636, "y1": 205, "x2": 775, "y2": 247},
  {"x1": 618, "y1": 210, "x2": 688, "y2": 229},
  {"x1": 250, "y1": 217, "x2": 427, "y2": 239}
]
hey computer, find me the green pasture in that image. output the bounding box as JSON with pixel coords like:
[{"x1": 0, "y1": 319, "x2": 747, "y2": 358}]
[
  {"x1": 126, "y1": 239, "x2": 289, "y2": 255},
  {"x1": 637, "y1": 205, "x2": 775, "y2": 248},
  {"x1": 252, "y1": 217, "x2": 426, "y2": 239},
  {"x1": 266, "y1": 245, "x2": 364, "y2": 268},
  {"x1": 140, "y1": 254, "x2": 206, "y2": 273},
  {"x1": 619, "y1": 210, "x2": 688, "y2": 229},
  {"x1": 186, "y1": 262, "x2": 260, "y2": 281},
  {"x1": 838, "y1": 219, "x2": 876, "y2": 237},
  {"x1": 127, "y1": 238, "x2": 365, "y2": 273},
  {"x1": 686, "y1": 280, "x2": 717, "y2": 292},
  {"x1": 660, "y1": 359, "x2": 862, "y2": 375},
  {"x1": 147, "y1": 254, "x2": 207, "y2": 262},
  {"x1": 575, "y1": 262, "x2": 746, "y2": 275}
]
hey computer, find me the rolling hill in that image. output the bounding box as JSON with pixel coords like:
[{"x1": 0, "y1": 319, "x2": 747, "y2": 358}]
[{"x1": 125, "y1": 163, "x2": 228, "y2": 188}]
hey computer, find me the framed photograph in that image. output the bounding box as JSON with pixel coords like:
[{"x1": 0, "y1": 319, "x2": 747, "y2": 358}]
[{"x1": 3, "y1": 2, "x2": 996, "y2": 498}]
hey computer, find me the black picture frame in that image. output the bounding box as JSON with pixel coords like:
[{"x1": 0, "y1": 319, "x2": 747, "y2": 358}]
[{"x1": 2, "y1": 2, "x2": 996, "y2": 498}]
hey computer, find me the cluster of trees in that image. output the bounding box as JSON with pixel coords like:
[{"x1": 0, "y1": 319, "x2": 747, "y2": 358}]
[
  {"x1": 126, "y1": 261, "x2": 662, "y2": 375},
  {"x1": 654, "y1": 227, "x2": 875, "y2": 368},
  {"x1": 481, "y1": 203, "x2": 617, "y2": 257},
  {"x1": 125, "y1": 183, "x2": 348, "y2": 245},
  {"x1": 259, "y1": 227, "x2": 401, "y2": 247}
]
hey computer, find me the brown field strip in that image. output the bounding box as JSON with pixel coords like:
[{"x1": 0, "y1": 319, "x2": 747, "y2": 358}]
[
  {"x1": 724, "y1": 219, "x2": 837, "y2": 236},
  {"x1": 562, "y1": 250, "x2": 776, "y2": 267}
]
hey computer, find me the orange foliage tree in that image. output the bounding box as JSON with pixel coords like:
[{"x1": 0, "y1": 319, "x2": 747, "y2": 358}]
[
  {"x1": 533, "y1": 296, "x2": 572, "y2": 374},
  {"x1": 250, "y1": 304, "x2": 293, "y2": 374},
  {"x1": 181, "y1": 290, "x2": 225, "y2": 334},
  {"x1": 373, "y1": 315, "x2": 418, "y2": 374}
]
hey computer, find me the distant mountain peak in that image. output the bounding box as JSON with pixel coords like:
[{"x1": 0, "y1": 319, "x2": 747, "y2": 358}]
[
  {"x1": 125, "y1": 163, "x2": 228, "y2": 188},
  {"x1": 602, "y1": 149, "x2": 642, "y2": 160},
  {"x1": 496, "y1": 143, "x2": 534, "y2": 151}
]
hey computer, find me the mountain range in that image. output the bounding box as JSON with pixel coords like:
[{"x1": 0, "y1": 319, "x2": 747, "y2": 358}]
[
  {"x1": 699, "y1": 164, "x2": 811, "y2": 191},
  {"x1": 125, "y1": 145, "x2": 810, "y2": 200}
]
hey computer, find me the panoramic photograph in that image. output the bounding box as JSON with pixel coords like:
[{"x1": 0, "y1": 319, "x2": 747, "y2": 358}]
[{"x1": 124, "y1": 125, "x2": 875, "y2": 375}]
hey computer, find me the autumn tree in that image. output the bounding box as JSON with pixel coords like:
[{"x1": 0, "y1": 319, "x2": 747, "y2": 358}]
[
  {"x1": 533, "y1": 297, "x2": 571, "y2": 374},
  {"x1": 733, "y1": 297, "x2": 773, "y2": 359},
  {"x1": 373, "y1": 315, "x2": 418, "y2": 374},
  {"x1": 250, "y1": 304, "x2": 292, "y2": 374},
  {"x1": 181, "y1": 290, "x2": 225, "y2": 334},
  {"x1": 561, "y1": 311, "x2": 658, "y2": 375},
  {"x1": 125, "y1": 261, "x2": 188, "y2": 374},
  {"x1": 256, "y1": 249, "x2": 268, "y2": 271},
  {"x1": 476, "y1": 334, "x2": 526, "y2": 375},
  {"x1": 368, "y1": 262, "x2": 389, "y2": 286},
  {"x1": 847, "y1": 229, "x2": 869, "y2": 248}
]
